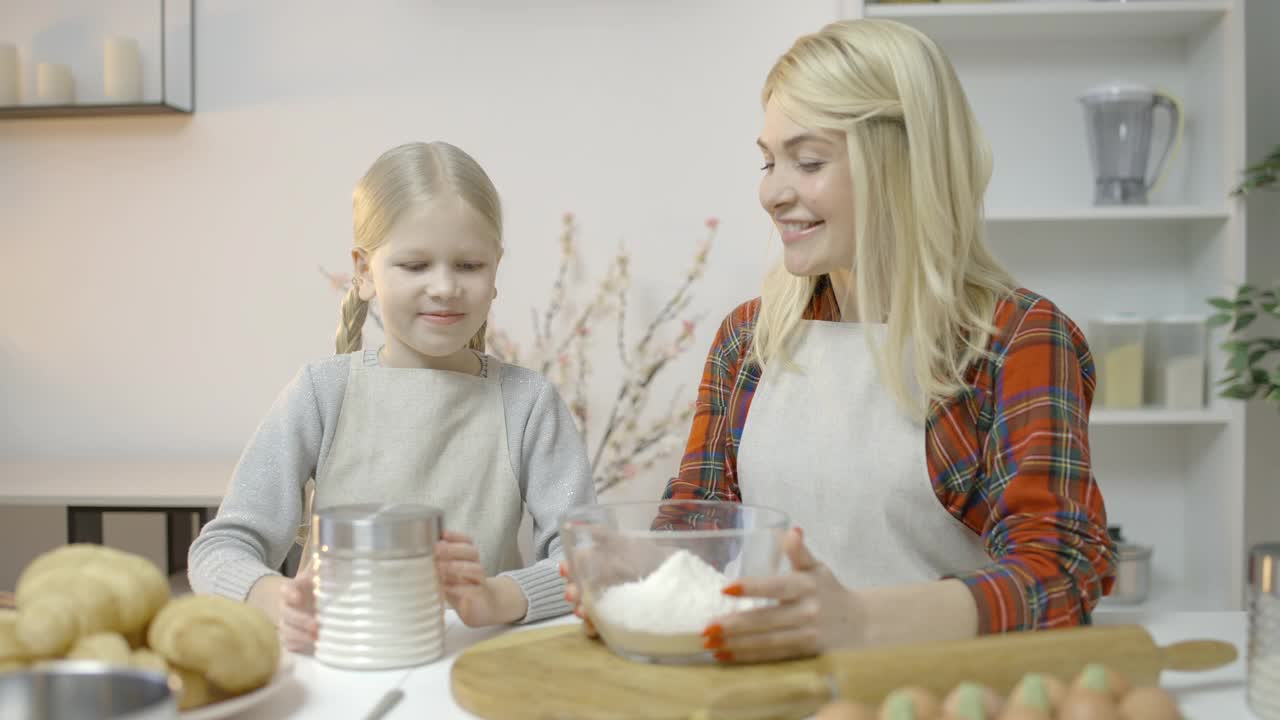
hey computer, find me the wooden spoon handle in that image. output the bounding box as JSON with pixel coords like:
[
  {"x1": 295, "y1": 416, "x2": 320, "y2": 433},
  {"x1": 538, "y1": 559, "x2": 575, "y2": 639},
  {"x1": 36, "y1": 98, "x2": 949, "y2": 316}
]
[{"x1": 1160, "y1": 640, "x2": 1239, "y2": 671}]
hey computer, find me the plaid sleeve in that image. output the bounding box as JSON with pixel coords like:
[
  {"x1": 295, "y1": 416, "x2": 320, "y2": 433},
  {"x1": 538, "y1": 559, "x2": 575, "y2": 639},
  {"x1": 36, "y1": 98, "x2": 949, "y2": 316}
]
[
  {"x1": 661, "y1": 301, "x2": 759, "y2": 504},
  {"x1": 951, "y1": 296, "x2": 1117, "y2": 634}
]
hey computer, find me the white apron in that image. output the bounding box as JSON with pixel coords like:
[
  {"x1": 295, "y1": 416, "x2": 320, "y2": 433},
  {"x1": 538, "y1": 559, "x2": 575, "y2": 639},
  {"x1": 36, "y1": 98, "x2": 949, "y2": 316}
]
[
  {"x1": 300, "y1": 349, "x2": 524, "y2": 576},
  {"x1": 738, "y1": 321, "x2": 989, "y2": 587}
]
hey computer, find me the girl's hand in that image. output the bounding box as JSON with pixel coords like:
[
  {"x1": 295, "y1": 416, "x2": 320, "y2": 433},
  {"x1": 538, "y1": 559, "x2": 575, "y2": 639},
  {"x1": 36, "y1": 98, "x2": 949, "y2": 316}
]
[
  {"x1": 560, "y1": 531, "x2": 675, "y2": 639},
  {"x1": 702, "y1": 528, "x2": 862, "y2": 664},
  {"x1": 560, "y1": 563, "x2": 598, "y2": 637},
  {"x1": 278, "y1": 565, "x2": 318, "y2": 654},
  {"x1": 436, "y1": 530, "x2": 528, "y2": 627}
]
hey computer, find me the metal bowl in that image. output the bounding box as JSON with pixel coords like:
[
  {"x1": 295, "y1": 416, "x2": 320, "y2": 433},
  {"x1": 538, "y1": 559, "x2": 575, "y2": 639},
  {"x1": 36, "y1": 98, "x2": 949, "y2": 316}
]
[{"x1": 0, "y1": 661, "x2": 177, "y2": 720}]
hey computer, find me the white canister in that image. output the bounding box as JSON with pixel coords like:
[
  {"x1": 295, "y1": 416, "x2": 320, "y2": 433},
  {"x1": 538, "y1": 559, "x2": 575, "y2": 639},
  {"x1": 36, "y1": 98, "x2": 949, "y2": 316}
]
[
  {"x1": 1250, "y1": 543, "x2": 1280, "y2": 720},
  {"x1": 312, "y1": 503, "x2": 446, "y2": 671},
  {"x1": 104, "y1": 37, "x2": 142, "y2": 103},
  {"x1": 35, "y1": 62, "x2": 74, "y2": 105},
  {"x1": 0, "y1": 44, "x2": 18, "y2": 106}
]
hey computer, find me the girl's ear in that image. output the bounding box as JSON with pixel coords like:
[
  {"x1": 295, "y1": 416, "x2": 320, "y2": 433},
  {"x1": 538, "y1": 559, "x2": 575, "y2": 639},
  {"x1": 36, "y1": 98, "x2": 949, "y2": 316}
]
[{"x1": 352, "y1": 248, "x2": 376, "y2": 301}]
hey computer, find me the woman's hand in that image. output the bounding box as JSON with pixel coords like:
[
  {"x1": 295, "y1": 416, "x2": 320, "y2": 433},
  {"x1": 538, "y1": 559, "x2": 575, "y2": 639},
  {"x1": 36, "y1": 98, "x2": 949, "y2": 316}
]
[
  {"x1": 702, "y1": 528, "x2": 862, "y2": 663},
  {"x1": 436, "y1": 530, "x2": 528, "y2": 627}
]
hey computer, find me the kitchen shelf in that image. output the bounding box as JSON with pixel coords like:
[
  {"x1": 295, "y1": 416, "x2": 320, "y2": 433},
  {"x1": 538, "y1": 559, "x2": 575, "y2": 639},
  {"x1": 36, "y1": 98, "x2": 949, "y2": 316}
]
[
  {"x1": 864, "y1": 1, "x2": 1232, "y2": 42},
  {"x1": 1090, "y1": 408, "x2": 1232, "y2": 426},
  {"x1": 0, "y1": 102, "x2": 191, "y2": 119},
  {"x1": 985, "y1": 205, "x2": 1231, "y2": 225},
  {"x1": 0, "y1": 0, "x2": 194, "y2": 121}
]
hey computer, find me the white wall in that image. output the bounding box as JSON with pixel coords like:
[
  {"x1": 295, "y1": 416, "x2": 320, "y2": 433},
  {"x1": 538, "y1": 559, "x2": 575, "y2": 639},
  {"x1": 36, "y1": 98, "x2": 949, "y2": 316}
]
[
  {"x1": 0, "y1": 0, "x2": 840, "y2": 587},
  {"x1": 1244, "y1": 0, "x2": 1280, "y2": 555}
]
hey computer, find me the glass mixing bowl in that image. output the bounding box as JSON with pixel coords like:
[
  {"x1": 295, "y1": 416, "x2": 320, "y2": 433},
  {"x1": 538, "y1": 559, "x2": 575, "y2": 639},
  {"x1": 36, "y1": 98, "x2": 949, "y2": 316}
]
[{"x1": 561, "y1": 500, "x2": 789, "y2": 664}]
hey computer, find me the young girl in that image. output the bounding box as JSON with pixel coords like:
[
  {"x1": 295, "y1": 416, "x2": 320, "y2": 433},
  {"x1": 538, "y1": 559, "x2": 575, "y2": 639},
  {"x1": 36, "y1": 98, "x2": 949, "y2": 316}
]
[
  {"x1": 189, "y1": 141, "x2": 596, "y2": 652},
  {"x1": 566, "y1": 19, "x2": 1116, "y2": 660}
]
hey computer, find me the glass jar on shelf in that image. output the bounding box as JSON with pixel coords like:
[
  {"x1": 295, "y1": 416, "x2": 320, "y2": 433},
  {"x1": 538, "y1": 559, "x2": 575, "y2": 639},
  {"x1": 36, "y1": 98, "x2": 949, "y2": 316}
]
[
  {"x1": 1146, "y1": 315, "x2": 1207, "y2": 410},
  {"x1": 1091, "y1": 315, "x2": 1147, "y2": 410}
]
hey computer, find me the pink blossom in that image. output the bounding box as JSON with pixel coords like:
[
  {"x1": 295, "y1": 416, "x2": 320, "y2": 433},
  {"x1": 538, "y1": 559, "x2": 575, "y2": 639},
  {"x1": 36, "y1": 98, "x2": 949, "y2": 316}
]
[
  {"x1": 558, "y1": 353, "x2": 569, "y2": 367},
  {"x1": 622, "y1": 464, "x2": 637, "y2": 479},
  {"x1": 577, "y1": 326, "x2": 591, "y2": 337},
  {"x1": 563, "y1": 211, "x2": 575, "y2": 224},
  {"x1": 328, "y1": 272, "x2": 351, "y2": 292},
  {"x1": 705, "y1": 217, "x2": 720, "y2": 230},
  {"x1": 681, "y1": 319, "x2": 696, "y2": 336}
]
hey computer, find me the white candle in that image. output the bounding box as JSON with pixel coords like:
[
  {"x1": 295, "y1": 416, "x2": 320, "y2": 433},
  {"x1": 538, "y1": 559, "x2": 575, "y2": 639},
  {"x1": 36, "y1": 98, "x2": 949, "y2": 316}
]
[
  {"x1": 104, "y1": 37, "x2": 142, "y2": 103},
  {"x1": 36, "y1": 62, "x2": 74, "y2": 105},
  {"x1": 0, "y1": 44, "x2": 17, "y2": 106}
]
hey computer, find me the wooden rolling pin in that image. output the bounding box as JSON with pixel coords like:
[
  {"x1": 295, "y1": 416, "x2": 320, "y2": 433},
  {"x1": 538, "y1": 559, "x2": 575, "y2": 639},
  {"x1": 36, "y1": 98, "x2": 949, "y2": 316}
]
[{"x1": 701, "y1": 624, "x2": 1237, "y2": 720}]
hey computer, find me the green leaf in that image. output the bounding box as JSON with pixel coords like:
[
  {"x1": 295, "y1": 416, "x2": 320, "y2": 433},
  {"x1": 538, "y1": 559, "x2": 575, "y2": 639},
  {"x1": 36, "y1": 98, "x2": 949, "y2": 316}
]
[
  {"x1": 1237, "y1": 284, "x2": 1258, "y2": 299},
  {"x1": 1222, "y1": 384, "x2": 1260, "y2": 400},
  {"x1": 1208, "y1": 298, "x2": 1237, "y2": 310},
  {"x1": 1253, "y1": 369, "x2": 1272, "y2": 385},
  {"x1": 1268, "y1": 387, "x2": 1280, "y2": 406},
  {"x1": 1208, "y1": 313, "x2": 1233, "y2": 328},
  {"x1": 1234, "y1": 312, "x2": 1259, "y2": 332},
  {"x1": 1251, "y1": 349, "x2": 1272, "y2": 366},
  {"x1": 1230, "y1": 350, "x2": 1251, "y2": 372},
  {"x1": 1222, "y1": 340, "x2": 1250, "y2": 353}
]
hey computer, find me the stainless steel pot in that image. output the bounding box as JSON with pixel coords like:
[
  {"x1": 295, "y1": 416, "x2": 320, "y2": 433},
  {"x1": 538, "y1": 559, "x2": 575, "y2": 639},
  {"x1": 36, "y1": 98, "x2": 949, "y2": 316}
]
[
  {"x1": 0, "y1": 661, "x2": 177, "y2": 720},
  {"x1": 1107, "y1": 525, "x2": 1153, "y2": 605}
]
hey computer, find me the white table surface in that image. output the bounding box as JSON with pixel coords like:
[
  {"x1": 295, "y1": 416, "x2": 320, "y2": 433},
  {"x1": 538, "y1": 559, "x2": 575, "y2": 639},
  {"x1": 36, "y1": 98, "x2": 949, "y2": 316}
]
[
  {"x1": 0, "y1": 460, "x2": 234, "y2": 507},
  {"x1": 233, "y1": 610, "x2": 1256, "y2": 720}
]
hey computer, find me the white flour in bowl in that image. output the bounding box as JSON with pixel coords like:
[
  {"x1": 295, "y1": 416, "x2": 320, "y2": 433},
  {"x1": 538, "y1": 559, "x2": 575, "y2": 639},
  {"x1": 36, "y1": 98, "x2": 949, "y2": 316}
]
[{"x1": 593, "y1": 549, "x2": 765, "y2": 636}]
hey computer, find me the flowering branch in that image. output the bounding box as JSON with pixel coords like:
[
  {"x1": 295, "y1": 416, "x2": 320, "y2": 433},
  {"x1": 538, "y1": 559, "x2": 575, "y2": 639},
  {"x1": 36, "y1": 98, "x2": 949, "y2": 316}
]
[{"x1": 488, "y1": 214, "x2": 717, "y2": 493}]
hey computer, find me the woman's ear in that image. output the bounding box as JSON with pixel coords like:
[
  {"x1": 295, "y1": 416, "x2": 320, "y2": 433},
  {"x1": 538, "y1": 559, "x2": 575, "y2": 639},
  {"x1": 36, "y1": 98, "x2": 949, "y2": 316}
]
[{"x1": 352, "y1": 248, "x2": 376, "y2": 301}]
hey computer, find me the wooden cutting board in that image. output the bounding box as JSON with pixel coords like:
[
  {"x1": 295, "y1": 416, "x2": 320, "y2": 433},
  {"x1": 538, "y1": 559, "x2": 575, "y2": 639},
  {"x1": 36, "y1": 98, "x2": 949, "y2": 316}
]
[{"x1": 450, "y1": 623, "x2": 1236, "y2": 720}]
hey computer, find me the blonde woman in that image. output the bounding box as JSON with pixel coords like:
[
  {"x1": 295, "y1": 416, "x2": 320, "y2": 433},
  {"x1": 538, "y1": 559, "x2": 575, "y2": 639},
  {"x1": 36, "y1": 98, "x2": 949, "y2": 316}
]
[
  {"x1": 189, "y1": 142, "x2": 595, "y2": 653},
  {"x1": 567, "y1": 20, "x2": 1116, "y2": 661}
]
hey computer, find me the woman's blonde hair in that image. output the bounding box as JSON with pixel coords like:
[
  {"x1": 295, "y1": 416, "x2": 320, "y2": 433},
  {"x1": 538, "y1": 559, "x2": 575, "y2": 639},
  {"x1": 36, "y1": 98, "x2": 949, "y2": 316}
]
[
  {"x1": 336, "y1": 141, "x2": 503, "y2": 354},
  {"x1": 754, "y1": 19, "x2": 1016, "y2": 418}
]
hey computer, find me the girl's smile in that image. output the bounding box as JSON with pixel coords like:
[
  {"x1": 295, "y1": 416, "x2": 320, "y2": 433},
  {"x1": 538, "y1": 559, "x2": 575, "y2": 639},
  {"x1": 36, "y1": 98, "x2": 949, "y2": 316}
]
[{"x1": 420, "y1": 311, "x2": 466, "y2": 326}]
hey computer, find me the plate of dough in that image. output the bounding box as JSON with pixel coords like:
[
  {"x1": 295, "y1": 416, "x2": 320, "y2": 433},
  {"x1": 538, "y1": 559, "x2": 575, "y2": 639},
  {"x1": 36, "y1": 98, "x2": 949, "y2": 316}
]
[{"x1": 0, "y1": 543, "x2": 290, "y2": 717}]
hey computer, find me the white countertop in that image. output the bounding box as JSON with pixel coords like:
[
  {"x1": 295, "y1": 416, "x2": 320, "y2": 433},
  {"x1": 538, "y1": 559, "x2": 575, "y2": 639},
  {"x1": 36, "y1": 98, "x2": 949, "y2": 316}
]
[
  {"x1": 0, "y1": 460, "x2": 234, "y2": 507},
  {"x1": 233, "y1": 610, "x2": 1255, "y2": 720}
]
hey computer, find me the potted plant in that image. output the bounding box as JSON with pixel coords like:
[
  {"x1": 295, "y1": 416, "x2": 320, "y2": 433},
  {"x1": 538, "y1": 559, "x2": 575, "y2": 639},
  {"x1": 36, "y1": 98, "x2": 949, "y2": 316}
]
[
  {"x1": 1209, "y1": 144, "x2": 1280, "y2": 720},
  {"x1": 1207, "y1": 145, "x2": 1280, "y2": 408}
]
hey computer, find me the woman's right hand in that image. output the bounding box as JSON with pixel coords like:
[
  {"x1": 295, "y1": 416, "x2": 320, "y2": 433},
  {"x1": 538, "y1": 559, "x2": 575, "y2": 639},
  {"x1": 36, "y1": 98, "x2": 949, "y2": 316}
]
[
  {"x1": 277, "y1": 566, "x2": 318, "y2": 653},
  {"x1": 559, "y1": 562, "x2": 597, "y2": 638}
]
